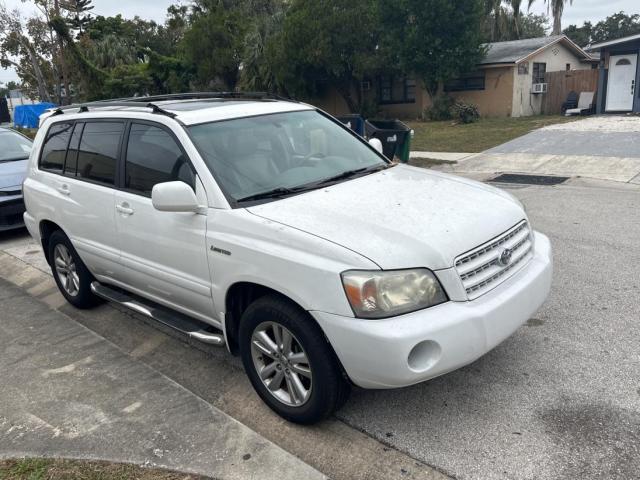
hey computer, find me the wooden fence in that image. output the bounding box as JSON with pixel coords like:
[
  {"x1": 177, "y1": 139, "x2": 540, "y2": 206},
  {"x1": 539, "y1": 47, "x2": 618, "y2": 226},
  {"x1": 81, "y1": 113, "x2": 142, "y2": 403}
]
[{"x1": 542, "y1": 69, "x2": 599, "y2": 114}]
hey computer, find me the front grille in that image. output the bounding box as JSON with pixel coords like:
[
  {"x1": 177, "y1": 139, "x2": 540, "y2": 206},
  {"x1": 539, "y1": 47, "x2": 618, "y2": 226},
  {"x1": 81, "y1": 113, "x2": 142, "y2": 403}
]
[
  {"x1": 0, "y1": 189, "x2": 21, "y2": 197},
  {"x1": 455, "y1": 220, "x2": 533, "y2": 299}
]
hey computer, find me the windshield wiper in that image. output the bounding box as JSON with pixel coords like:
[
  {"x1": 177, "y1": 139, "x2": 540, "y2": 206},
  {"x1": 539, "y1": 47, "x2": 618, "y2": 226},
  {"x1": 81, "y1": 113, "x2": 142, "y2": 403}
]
[
  {"x1": 236, "y1": 186, "x2": 310, "y2": 203},
  {"x1": 315, "y1": 163, "x2": 392, "y2": 186}
]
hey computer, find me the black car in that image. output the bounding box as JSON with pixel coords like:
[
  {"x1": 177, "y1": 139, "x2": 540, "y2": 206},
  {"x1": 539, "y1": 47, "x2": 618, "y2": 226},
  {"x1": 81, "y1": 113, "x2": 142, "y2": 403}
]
[{"x1": 0, "y1": 127, "x2": 33, "y2": 231}]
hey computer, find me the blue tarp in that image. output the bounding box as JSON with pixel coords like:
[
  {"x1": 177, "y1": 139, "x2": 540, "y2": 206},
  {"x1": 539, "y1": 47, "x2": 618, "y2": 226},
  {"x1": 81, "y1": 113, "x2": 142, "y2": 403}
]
[{"x1": 13, "y1": 103, "x2": 57, "y2": 128}]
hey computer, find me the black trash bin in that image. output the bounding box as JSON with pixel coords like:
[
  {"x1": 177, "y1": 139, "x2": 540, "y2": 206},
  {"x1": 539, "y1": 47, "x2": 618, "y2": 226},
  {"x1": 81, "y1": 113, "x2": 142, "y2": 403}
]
[
  {"x1": 0, "y1": 98, "x2": 10, "y2": 124},
  {"x1": 364, "y1": 119, "x2": 413, "y2": 162},
  {"x1": 336, "y1": 114, "x2": 365, "y2": 136}
]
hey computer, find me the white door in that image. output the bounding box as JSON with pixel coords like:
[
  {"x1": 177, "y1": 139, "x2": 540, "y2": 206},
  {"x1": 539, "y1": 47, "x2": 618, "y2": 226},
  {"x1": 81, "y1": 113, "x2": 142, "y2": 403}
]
[
  {"x1": 606, "y1": 54, "x2": 638, "y2": 112},
  {"x1": 40, "y1": 120, "x2": 123, "y2": 280},
  {"x1": 114, "y1": 122, "x2": 216, "y2": 324}
]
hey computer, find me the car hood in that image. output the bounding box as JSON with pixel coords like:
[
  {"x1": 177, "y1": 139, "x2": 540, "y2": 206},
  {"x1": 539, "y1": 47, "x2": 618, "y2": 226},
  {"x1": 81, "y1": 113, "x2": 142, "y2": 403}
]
[
  {"x1": 247, "y1": 165, "x2": 527, "y2": 270},
  {"x1": 0, "y1": 159, "x2": 28, "y2": 190}
]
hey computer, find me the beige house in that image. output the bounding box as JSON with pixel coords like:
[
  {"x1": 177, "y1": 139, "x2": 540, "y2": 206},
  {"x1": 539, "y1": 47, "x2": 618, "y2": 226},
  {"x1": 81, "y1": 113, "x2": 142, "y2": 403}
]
[{"x1": 315, "y1": 35, "x2": 597, "y2": 118}]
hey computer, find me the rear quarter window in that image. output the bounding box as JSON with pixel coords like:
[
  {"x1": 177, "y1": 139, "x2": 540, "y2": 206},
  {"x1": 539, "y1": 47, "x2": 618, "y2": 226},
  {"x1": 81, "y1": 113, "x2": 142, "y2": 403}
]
[{"x1": 39, "y1": 122, "x2": 73, "y2": 173}]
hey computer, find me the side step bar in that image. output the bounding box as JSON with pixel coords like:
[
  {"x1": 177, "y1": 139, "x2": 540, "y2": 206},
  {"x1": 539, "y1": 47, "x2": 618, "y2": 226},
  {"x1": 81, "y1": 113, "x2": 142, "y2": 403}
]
[{"x1": 90, "y1": 282, "x2": 225, "y2": 347}]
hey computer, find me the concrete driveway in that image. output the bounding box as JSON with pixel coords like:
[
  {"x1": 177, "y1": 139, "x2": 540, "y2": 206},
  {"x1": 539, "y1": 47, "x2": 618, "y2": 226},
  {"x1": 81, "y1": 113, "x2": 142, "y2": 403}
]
[
  {"x1": 1, "y1": 177, "x2": 639, "y2": 480},
  {"x1": 443, "y1": 116, "x2": 640, "y2": 183}
]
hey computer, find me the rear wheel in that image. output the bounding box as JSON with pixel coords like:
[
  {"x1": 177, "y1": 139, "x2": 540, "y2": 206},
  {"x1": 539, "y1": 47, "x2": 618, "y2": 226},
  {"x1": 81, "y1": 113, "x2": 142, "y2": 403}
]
[
  {"x1": 239, "y1": 294, "x2": 350, "y2": 424},
  {"x1": 49, "y1": 230, "x2": 101, "y2": 309}
]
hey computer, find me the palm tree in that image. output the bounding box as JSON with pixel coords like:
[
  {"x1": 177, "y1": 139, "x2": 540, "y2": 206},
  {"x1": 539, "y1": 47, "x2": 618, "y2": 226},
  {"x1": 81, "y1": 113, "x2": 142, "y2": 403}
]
[
  {"x1": 485, "y1": 0, "x2": 508, "y2": 41},
  {"x1": 529, "y1": 0, "x2": 573, "y2": 35},
  {"x1": 510, "y1": 0, "x2": 523, "y2": 38}
]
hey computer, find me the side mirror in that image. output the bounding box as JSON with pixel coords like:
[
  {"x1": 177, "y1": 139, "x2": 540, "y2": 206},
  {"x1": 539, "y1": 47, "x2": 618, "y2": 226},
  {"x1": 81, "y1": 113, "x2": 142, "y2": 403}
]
[
  {"x1": 152, "y1": 181, "x2": 199, "y2": 213},
  {"x1": 369, "y1": 137, "x2": 383, "y2": 154}
]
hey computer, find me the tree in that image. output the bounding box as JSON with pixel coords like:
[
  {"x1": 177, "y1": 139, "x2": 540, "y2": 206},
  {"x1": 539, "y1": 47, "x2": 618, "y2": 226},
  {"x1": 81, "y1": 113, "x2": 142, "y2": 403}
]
[
  {"x1": 60, "y1": 0, "x2": 94, "y2": 35},
  {"x1": 563, "y1": 21, "x2": 592, "y2": 46},
  {"x1": 483, "y1": 9, "x2": 549, "y2": 41},
  {"x1": 382, "y1": 0, "x2": 486, "y2": 100},
  {"x1": 238, "y1": 0, "x2": 287, "y2": 91},
  {"x1": 0, "y1": 4, "x2": 53, "y2": 102},
  {"x1": 484, "y1": 0, "x2": 509, "y2": 43},
  {"x1": 564, "y1": 12, "x2": 640, "y2": 46},
  {"x1": 180, "y1": 0, "x2": 247, "y2": 90},
  {"x1": 0, "y1": 81, "x2": 20, "y2": 97},
  {"x1": 510, "y1": 0, "x2": 523, "y2": 38},
  {"x1": 529, "y1": 0, "x2": 572, "y2": 35},
  {"x1": 269, "y1": 0, "x2": 383, "y2": 112}
]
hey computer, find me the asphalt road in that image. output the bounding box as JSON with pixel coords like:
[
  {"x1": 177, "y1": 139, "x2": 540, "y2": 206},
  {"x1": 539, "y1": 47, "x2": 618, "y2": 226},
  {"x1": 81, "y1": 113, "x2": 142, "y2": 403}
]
[
  {"x1": 338, "y1": 177, "x2": 640, "y2": 480},
  {"x1": 1, "y1": 177, "x2": 638, "y2": 479}
]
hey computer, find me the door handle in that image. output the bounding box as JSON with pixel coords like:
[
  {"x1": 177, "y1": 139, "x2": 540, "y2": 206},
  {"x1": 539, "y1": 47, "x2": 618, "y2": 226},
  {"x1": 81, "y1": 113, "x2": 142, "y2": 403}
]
[
  {"x1": 57, "y1": 184, "x2": 70, "y2": 196},
  {"x1": 116, "y1": 203, "x2": 134, "y2": 215}
]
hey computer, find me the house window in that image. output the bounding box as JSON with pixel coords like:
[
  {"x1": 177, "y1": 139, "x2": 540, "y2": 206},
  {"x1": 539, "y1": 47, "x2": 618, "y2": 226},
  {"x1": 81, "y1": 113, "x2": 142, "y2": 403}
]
[
  {"x1": 566, "y1": 63, "x2": 571, "y2": 71},
  {"x1": 444, "y1": 71, "x2": 486, "y2": 92},
  {"x1": 378, "y1": 76, "x2": 416, "y2": 104},
  {"x1": 518, "y1": 62, "x2": 529, "y2": 75},
  {"x1": 532, "y1": 62, "x2": 546, "y2": 84}
]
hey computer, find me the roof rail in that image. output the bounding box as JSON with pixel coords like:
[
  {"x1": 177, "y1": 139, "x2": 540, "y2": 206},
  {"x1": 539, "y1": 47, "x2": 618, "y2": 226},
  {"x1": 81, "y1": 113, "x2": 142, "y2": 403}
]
[
  {"x1": 49, "y1": 91, "x2": 296, "y2": 117},
  {"x1": 52, "y1": 101, "x2": 177, "y2": 118}
]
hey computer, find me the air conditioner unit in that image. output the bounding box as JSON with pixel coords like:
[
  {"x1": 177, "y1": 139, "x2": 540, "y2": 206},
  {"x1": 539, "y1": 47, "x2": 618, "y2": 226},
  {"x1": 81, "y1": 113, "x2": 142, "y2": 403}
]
[{"x1": 532, "y1": 83, "x2": 548, "y2": 94}]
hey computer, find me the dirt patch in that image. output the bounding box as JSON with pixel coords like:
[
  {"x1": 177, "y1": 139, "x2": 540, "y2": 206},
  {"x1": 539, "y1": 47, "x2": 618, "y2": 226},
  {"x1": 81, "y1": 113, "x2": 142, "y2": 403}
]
[
  {"x1": 0, "y1": 458, "x2": 212, "y2": 480},
  {"x1": 409, "y1": 158, "x2": 457, "y2": 169}
]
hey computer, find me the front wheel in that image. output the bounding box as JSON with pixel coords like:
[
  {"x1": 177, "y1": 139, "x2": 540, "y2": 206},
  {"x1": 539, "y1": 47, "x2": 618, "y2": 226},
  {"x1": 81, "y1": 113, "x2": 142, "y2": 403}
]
[{"x1": 239, "y1": 295, "x2": 350, "y2": 424}]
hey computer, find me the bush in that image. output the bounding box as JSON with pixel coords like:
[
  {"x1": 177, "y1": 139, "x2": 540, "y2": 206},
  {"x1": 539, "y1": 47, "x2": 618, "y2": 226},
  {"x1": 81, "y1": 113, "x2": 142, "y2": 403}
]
[
  {"x1": 452, "y1": 101, "x2": 480, "y2": 124},
  {"x1": 425, "y1": 95, "x2": 454, "y2": 121}
]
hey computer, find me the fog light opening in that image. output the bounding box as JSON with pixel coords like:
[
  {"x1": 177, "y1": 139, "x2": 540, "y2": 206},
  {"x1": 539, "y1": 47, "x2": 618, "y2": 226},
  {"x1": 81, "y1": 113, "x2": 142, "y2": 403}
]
[{"x1": 407, "y1": 340, "x2": 441, "y2": 372}]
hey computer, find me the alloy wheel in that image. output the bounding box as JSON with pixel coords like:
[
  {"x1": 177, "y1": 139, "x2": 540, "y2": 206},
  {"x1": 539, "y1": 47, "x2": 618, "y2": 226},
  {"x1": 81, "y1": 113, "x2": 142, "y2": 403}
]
[
  {"x1": 54, "y1": 244, "x2": 80, "y2": 297},
  {"x1": 250, "y1": 321, "x2": 313, "y2": 406}
]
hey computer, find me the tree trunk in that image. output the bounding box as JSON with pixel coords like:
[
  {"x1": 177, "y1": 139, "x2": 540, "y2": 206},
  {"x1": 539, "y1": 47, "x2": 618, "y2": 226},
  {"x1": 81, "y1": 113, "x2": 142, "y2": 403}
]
[
  {"x1": 19, "y1": 39, "x2": 52, "y2": 102},
  {"x1": 552, "y1": 14, "x2": 562, "y2": 35},
  {"x1": 54, "y1": 0, "x2": 72, "y2": 104},
  {"x1": 336, "y1": 78, "x2": 360, "y2": 114}
]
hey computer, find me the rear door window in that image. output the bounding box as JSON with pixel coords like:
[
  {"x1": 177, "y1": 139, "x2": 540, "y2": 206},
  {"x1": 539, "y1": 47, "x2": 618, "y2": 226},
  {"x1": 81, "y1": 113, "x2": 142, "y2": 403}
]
[
  {"x1": 40, "y1": 122, "x2": 73, "y2": 173},
  {"x1": 124, "y1": 123, "x2": 194, "y2": 196},
  {"x1": 76, "y1": 122, "x2": 124, "y2": 186}
]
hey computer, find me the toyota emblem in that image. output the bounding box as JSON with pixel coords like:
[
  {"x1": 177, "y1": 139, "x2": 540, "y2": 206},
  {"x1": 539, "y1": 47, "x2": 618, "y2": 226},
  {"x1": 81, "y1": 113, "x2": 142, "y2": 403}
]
[{"x1": 498, "y1": 248, "x2": 513, "y2": 266}]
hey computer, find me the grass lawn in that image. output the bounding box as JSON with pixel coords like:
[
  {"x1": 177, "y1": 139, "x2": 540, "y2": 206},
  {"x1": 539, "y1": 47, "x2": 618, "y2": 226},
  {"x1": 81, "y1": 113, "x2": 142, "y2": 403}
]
[
  {"x1": 0, "y1": 458, "x2": 209, "y2": 480},
  {"x1": 407, "y1": 115, "x2": 577, "y2": 153}
]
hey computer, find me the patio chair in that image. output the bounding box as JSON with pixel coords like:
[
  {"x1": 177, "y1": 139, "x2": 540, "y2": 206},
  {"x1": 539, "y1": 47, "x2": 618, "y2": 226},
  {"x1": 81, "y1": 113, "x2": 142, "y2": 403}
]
[
  {"x1": 561, "y1": 91, "x2": 578, "y2": 115},
  {"x1": 564, "y1": 92, "x2": 595, "y2": 116}
]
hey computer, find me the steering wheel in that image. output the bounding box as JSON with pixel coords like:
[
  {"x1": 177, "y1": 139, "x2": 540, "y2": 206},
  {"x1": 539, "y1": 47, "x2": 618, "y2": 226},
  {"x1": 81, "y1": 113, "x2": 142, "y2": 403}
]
[{"x1": 298, "y1": 151, "x2": 326, "y2": 167}]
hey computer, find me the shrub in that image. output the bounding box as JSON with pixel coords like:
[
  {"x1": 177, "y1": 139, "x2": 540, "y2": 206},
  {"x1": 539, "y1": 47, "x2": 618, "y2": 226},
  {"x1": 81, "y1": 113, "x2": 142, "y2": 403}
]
[
  {"x1": 452, "y1": 101, "x2": 480, "y2": 124},
  {"x1": 425, "y1": 94, "x2": 454, "y2": 121}
]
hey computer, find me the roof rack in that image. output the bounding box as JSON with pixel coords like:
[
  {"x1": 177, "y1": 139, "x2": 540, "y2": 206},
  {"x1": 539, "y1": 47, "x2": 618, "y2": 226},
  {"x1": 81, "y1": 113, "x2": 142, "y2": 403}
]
[{"x1": 49, "y1": 91, "x2": 296, "y2": 118}]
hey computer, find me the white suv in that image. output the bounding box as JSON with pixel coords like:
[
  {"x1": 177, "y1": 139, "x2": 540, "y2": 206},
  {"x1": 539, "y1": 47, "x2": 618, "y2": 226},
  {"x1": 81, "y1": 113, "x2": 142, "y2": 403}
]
[{"x1": 23, "y1": 94, "x2": 552, "y2": 424}]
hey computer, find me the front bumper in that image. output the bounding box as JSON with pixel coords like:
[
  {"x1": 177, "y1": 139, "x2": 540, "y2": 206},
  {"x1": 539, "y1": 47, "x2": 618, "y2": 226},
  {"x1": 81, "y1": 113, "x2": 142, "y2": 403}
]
[
  {"x1": 311, "y1": 231, "x2": 553, "y2": 389},
  {"x1": 0, "y1": 197, "x2": 26, "y2": 231}
]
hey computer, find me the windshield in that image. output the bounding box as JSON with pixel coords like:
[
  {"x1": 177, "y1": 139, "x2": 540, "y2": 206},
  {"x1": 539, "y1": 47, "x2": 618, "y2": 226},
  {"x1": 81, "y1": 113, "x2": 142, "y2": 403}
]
[
  {"x1": 0, "y1": 130, "x2": 33, "y2": 163},
  {"x1": 188, "y1": 110, "x2": 387, "y2": 203}
]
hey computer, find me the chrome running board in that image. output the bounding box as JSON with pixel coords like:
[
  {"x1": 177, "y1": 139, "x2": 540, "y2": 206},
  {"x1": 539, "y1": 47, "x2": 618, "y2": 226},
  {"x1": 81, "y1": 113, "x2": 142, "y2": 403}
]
[{"x1": 90, "y1": 281, "x2": 225, "y2": 347}]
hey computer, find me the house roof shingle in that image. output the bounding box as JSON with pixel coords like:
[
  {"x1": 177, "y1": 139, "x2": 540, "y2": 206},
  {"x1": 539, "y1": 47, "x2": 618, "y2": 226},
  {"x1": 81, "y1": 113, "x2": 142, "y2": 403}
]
[{"x1": 479, "y1": 35, "x2": 592, "y2": 65}]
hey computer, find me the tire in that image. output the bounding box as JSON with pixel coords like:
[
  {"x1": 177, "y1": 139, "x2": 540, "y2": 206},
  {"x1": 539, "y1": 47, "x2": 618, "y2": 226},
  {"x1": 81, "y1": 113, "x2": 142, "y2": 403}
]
[
  {"x1": 48, "y1": 230, "x2": 102, "y2": 309},
  {"x1": 239, "y1": 294, "x2": 350, "y2": 424}
]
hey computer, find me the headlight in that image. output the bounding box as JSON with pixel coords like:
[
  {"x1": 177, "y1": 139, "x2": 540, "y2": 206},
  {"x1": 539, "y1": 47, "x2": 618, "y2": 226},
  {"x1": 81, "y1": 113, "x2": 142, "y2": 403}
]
[{"x1": 341, "y1": 269, "x2": 447, "y2": 319}]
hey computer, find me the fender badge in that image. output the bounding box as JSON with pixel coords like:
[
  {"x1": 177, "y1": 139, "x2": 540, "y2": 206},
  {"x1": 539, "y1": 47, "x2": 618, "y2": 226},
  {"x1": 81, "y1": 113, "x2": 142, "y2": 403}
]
[{"x1": 211, "y1": 246, "x2": 231, "y2": 256}]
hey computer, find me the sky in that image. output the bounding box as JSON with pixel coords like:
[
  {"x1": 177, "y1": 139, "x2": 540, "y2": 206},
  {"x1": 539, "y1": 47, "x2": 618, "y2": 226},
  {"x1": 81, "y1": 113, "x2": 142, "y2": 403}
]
[{"x1": 1, "y1": 0, "x2": 639, "y2": 84}]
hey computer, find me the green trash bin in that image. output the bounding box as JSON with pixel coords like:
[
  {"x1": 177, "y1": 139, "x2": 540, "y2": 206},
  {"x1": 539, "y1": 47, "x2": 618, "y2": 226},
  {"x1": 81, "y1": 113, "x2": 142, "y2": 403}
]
[{"x1": 364, "y1": 119, "x2": 414, "y2": 163}]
